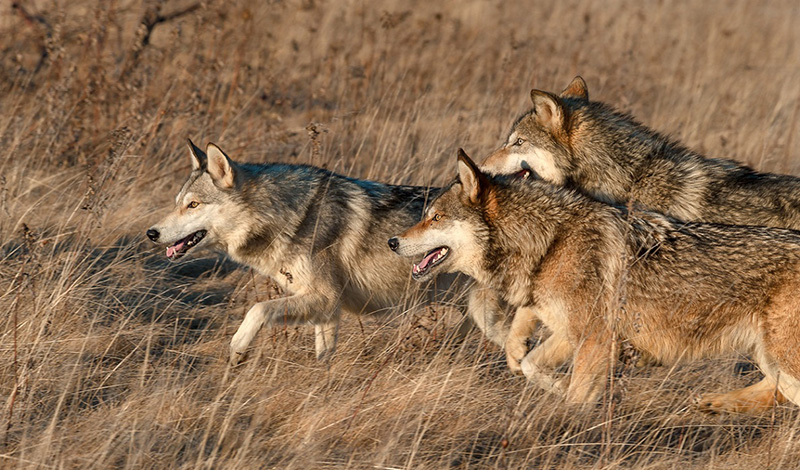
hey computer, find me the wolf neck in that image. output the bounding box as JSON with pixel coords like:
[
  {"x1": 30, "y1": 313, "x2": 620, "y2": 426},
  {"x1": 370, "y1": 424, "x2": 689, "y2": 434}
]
[
  {"x1": 569, "y1": 110, "x2": 665, "y2": 203},
  {"x1": 481, "y1": 182, "x2": 627, "y2": 308},
  {"x1": 481, "y1": 186, "x2": 561, "y2": 297},
  {"x1": 227, "y1": 164, "x2": 317, "y2": 271},
  {"x1": 566, "y1": 102, "x2": 685, "y2": 199}
]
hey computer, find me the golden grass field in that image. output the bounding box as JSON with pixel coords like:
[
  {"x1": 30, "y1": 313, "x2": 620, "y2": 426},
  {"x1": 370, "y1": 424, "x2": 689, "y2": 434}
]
[{"x1": 3, "y1": 1, "x2": 800, "y2": 468}]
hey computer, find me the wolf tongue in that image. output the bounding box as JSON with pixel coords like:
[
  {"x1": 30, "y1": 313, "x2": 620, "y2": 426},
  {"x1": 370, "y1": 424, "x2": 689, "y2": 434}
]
[
  {"x1": 166, "y1": 240, "x2": 185, "y2": 258},
  {"x1": 417, "y1": 249, "x2": 440, "y2": 271}
]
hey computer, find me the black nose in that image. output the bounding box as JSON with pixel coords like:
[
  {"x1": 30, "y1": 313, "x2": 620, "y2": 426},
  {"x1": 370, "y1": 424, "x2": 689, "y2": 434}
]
[
  {"x1": 388, "y1": 237, "x2": 399, "y2": 252},
  {"x1": 146, "y1": 228, "x2": 160, "y2": 242}
]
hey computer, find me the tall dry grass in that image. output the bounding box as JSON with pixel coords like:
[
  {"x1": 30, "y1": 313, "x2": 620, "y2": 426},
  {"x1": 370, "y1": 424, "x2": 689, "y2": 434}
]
[{"x1": 3, "y1": 0, "x2": 800, "y2": 468}]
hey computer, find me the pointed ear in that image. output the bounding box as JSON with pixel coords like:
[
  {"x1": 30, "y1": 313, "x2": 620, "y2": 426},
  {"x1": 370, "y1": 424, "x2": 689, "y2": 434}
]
[
  {"x1": 206, "y1": 143, "x2": 235, "y2": 189},
  {"x1": 560, "y1": 76, "x2": 589, "y2": 102},
  {"x1": 186, "y1": 138, "x2": 205, "y2": 170},
  {"x1": 530, "y1": 90, "x2": 565, "y2": 131},
  {"x1": 457, "y1": 148, "x2": 484, "y2": 205}
]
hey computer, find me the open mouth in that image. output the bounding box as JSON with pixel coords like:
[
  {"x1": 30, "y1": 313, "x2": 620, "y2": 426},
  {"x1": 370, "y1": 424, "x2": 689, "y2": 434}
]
[
  {"x1": 412, "y1": 246, "x2": 449, "y2": 279},
  {"x1": 166, "y1": 230, "x2": 207, "y2": 261},
  {"x1": 515, "y1": 168, "x2": 535, "y2": 179}
]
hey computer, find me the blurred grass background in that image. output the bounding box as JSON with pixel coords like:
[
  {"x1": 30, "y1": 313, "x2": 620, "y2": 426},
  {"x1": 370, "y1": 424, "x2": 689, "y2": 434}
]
[{"x1": 2, "y1": 1, "x2": 800, "y2": 468}]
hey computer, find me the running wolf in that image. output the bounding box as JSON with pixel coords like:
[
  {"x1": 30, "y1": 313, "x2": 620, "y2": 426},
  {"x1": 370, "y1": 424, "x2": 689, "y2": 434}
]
[
  {"x1": 390, "y1": 150, "x2": 800, "y2": 414},
  {"x1": 146, "y1": 141, "x2": 507, "y2": 364},
  {"x1": 483, "y1": 77, "x2": 800, "y2": 374},
  {"x1": 482, "y1": 76, "x2": 800, "y2": 228}
]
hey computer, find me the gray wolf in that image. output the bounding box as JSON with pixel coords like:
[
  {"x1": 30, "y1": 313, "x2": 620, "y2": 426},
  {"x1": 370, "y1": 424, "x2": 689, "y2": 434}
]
[
  {"x1": 391, "y1": 149, "x2": 800, "y2": 414},
  {"x1": 483, "y1": 77, "x2": 800, "y2": 373},
  {"x1": 146, "y1": 140, "x2": 507, "y2": 364},
  {"x1": 482, "y1": 76, "x2": 800, "y2": 228}
]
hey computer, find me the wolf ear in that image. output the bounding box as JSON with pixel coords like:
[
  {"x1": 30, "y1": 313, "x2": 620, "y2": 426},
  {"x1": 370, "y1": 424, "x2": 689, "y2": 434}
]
[
  {"x1": 530, "y1": 90, "x2": 565, "y2": 131},
  {"x1": 457, "y1": 148, "x2": 485, "y2": 205},
  {"x1": 206, "y1": 143, "x2": 235, "y2": 189},
  {"x1": 560, "y1": 76, "x2": 589, "y2": 102},
  {"x1": 187, "y1": 138, "x2": 205, "y2": 170}
]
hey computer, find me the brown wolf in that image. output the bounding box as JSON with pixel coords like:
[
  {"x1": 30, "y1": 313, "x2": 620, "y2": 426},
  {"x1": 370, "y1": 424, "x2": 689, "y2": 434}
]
[
  {"x1": 482, "y1": 76, "x2": 800, "y2": 375},
  {"x1": 482, "y1": 76, "x2": 800, "y2": 227},
  {"x1": 390, "y1": 149, "x2": 800, "y2": 413}
]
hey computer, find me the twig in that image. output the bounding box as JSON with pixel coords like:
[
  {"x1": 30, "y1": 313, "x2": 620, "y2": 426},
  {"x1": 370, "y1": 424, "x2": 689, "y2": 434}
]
[
  {"x1": 4, "y1": 260, "x2": 27, "y2": 445},
  {"x1": 120, "y1": 1, "x2": 200, "y2": 77},
  {"x1": 306, "y1": 122, "x2": 324, "y2": 164},
  {"x1": 11, "y1": 2, "x2": 52, "y2": 73},
  {"x1": 3, "y1": 222, "x2": 39, "y2": 445}
]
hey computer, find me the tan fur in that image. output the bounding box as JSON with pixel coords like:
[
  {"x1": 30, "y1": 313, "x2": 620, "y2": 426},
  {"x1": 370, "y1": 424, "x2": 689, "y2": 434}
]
[
  {"x1": 397, "y1": 151, "x2": 800, "y2": 414},
  {"x1": 559, "y1": 76, "x2": 589, "y2": 101},
  {"x1": 481, "y1": 79, "x2": 800, "y2": 383}
]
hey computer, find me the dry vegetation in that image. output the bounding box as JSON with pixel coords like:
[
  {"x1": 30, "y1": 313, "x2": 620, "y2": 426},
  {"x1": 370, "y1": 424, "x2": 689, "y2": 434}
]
[{"x1": 3, "y1": 0, "x2": 800, "y2": 468}]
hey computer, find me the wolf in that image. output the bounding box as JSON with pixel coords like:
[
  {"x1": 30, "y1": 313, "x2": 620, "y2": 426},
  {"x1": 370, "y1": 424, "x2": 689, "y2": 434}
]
[
  {"x1": 482, "y1": 76, "x2": 800, "y2": 373},
  {"x1": 146, "y1": 141, "x2": 508, "y2": 365},
  {"x1": 390, "y1": 149, "x2": 800, "y2": 414},
  {"x1": 482, "y1": 76, "x2": 800, "y2": 228}
]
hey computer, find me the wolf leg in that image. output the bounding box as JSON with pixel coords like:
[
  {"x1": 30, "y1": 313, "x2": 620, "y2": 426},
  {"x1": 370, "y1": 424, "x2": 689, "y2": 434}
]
[
  {"x1": 699, "y1": 321, "x2": 799, "y2": 413},
  {"x1": 566, "y1": 334, "x2": 614, "y2": 405},
  {"x1": 230, "y1": 302, "x2": 270, "y2": 364},
  {"x1": 775, "y1": 372, "x2": 800, "y2": 409},
  {"x1": 466, "y1": 286, "x2": 509, "y2": 347},
  {"x1": 505, "y1": 306, "x2": 540, "y2": 373},
  {"x1": 758, "y1": 314, "x2": 800, "y2": 411},
  {"x1": 697, "y1": 377, "x2": 786, "y2": 414},
  {"x1": 229, "y1": 294, "x2": 335, "y2": 364},
  {"x1": 315, "y1": 320, "x2": 340, "y2": 361},
  {"x1": 520, "y1": 331, "x2": 573, "y2": 395}
]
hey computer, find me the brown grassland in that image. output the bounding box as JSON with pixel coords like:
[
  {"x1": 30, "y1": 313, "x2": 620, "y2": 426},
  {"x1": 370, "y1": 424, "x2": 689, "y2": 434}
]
[{"x1": 3, "y1": 1, "x2": 800, "y2": 468}]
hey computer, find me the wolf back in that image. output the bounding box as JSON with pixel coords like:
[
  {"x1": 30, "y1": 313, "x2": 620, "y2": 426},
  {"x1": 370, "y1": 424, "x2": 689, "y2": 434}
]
[
  {"x1": 393, "y1": 150, "x2": 800, "y2": 413},
  {"x1": 482, "y1": 76, "x2": 800, "y2": 228}
]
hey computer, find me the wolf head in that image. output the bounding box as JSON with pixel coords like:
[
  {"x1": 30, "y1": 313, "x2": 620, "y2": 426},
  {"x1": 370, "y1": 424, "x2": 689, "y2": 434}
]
[
  {"x1": 389, "y1": 149, "x2": 490, "y2": 282},
  {"x1": 146, "y1": 140, "x2": 243, "y2": 261},
  {"x1": 481, "y1": 76, "x2": 589, "y2": 183}
]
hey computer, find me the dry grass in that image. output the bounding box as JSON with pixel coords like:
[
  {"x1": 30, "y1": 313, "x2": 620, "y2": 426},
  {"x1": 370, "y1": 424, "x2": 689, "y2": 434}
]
[{"x1": 3, "y1": 1, "x2": 800, "y2": 468}]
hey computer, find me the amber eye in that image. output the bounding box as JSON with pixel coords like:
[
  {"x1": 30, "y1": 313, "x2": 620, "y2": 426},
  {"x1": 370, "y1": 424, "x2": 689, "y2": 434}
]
[
  {"x1": 432, "y1": 213, "x2": 441, "y2": 222},
  {"x1": 187, "y1": 201, "x2": 199, "y2": 209},
  {"x1": 515, "y1": 138, "x2": 525, "y2": 146}
]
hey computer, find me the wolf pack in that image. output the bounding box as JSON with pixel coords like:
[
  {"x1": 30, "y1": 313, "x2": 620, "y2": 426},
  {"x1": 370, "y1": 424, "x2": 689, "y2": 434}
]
[{"x1": 148, "y1": 77, "x2": 800, "y2": 416}]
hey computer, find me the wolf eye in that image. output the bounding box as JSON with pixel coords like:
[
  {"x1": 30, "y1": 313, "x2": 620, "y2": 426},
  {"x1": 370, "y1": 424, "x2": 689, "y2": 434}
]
[
  {"x1": 187, "y1": 201, "x2": 199, "y2": 209},
  {"x1": 515, "y1": 138, "x2": 525, "y2": 146},
  {"x1": 432, "y1": 213, "x2": 442, "y2": 222}
]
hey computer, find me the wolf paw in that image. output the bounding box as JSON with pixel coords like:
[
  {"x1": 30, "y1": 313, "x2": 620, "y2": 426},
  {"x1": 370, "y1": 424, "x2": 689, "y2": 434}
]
[
  {"x1": 695, "y1": 392, "x2": 760, "y2": 414},
  {"x1": 506, "y1": 354, "x2": 523, "y2": 374},
  {"x1": 565, "y1": 387, "x2": 601, "y2": 407},
  {"x1": 229, "y1": 347, "x2": 248, "y2": 365},
  {"x1": 229, "y1": 336, "x2": 251, "y2": 365},
  {"x1": 521, "y1": 361, "x2": 565, "y2": 396},
  {"x1": 505, "y1": 342, "x2": 528, "y2": 374},
  {"x1": 694, "y1": 393, "x2": 727, "y2": 414},
  {"x1": 694, "y1": 392, "x2": 759, "y2": 414},
  {"x1": 553, "y1": 376, "x2": 570, "y2": 395}
]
